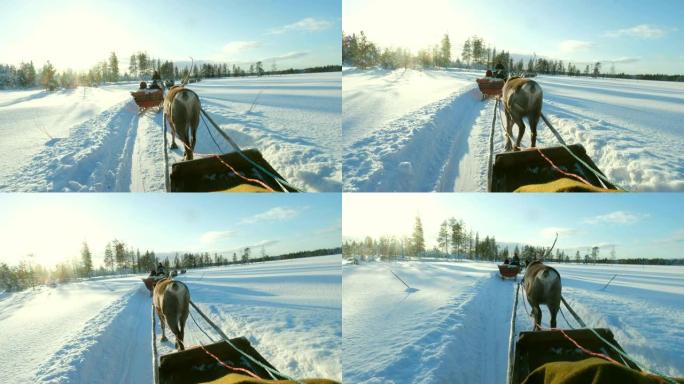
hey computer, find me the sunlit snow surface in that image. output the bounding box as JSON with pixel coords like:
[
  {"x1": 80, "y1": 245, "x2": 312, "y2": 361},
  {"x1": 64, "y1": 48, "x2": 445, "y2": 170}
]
[
  {"x1": 343, "y1": 68, "x2": 684, "y2": 192},
  {"x1": 0, "y1": 72, "x2": 341, "y2": 192},
  {"x1": 342, "y1": 260, "x2": 684, "y2": 383},
  {"x1": 0, "y1": 255, "x2": 341, "y2": 383}
]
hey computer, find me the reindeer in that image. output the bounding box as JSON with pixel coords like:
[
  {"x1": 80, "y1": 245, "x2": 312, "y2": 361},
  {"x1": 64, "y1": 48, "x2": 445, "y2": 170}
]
[
  {"x1": 502, "y1": 77, "x2": 543, "y2": 151},
  {"x1": 164, "y1": 86, "x2": 201, "y2": 160},
  {"x1": 522, "y1": 260, "x2": 562, "y2": 330},
  {"x1": 153, "y1": 277, "x2": 190, "y2": 350}
]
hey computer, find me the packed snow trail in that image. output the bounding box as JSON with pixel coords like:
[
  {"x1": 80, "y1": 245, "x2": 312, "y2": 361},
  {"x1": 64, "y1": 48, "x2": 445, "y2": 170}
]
[
  {"x1": 0, "y1": 255, "x2": 341, "y2": 383},
  {"x1": 343, "y1": 68, "x2": 684, "y2": 192},
  {"x1": 0, "y1": 73, "x2": 341, "y2": 192},
  {"x1": 343, "y1": 260, "x2": 684, "y2": 383}
]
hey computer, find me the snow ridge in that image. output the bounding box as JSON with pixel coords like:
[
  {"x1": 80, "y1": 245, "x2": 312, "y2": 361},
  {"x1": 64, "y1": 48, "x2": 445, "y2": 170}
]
[
  {"x1": 2, "y1": 101, "x2": 138, "y2": 192},
  {"x1": 343, "y1": 87, "x2": 485, "y2": 191},
  {"x1": 33, "y1": 287, "x2": 150, "y2": 384}
]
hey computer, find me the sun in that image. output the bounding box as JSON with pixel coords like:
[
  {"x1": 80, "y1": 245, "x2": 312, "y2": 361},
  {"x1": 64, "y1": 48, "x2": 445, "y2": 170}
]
[{"x1": 9, "y1": 5, "x2": 139, "y2": 71}]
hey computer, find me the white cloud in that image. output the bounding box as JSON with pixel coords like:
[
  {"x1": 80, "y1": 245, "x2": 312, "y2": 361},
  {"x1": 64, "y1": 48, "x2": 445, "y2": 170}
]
[
  {"x1": 242, "y1": 207, "x2": 299, "y2": 224},
  {"x1": 607, "y1": 57, "x2": 641, "y2": 64},
  {"x1": 605, "y1": 24, "x2": 676, "y2": 39},
  {"x1": 222, "y1": 41, "x2": 261, "y2": 55},
  {"x1": 541, "y1": 227, "x2": 578, "y2": 238},
  {"x1": 200, "y1": 230, "x2": 234, "y2": 244},
  {"x1": 559, "y1": 40, "x2": 594, "y2": 53},
  {"x1": 270, "y1": 18, "x2": 332, "y2": 34},
  {"x1": 259, "y1": 51, "x2": 310, "y2": 63},
  {"x1": 585, "y1": 211, "x2": 645, "y2": 225}
]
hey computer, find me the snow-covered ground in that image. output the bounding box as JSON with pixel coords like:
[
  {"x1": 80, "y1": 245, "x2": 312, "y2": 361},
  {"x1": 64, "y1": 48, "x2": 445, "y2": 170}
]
[
  {"x1": 0, "y1": 72, "x2": 341, "y2": 192},
  {"x1": 0, "y1": 255, "x2": 341, "y2": 383},
  {"x1": 343, "y1": 68, "x2": 684, "y2": 192},
  {"x1": 342, "y1": 260, "x2": 684, "y2": 383}
]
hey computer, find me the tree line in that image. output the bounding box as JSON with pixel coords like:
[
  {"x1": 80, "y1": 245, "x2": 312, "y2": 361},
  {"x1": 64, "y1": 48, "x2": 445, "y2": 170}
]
[
  {"x1": 343, "y1": 216, "x2": 681, "y2": 266},
  {"x1": 1, "y1": 49, "x2": 342, "y2": 91},
  {"x1": 342, "y1": 31, "x2": 683, "y2": 82},
  {"x1": 0, "y1": 239, "x2": 341, "y2": 292},
  {"x1": 343, "y1": 216, "x2": 518, "y2": 262}
]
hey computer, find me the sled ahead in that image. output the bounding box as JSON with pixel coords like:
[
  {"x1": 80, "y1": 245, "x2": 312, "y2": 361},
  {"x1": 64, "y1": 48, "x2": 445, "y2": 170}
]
[
  {"x1": 498, "y1": 264, "x2": 520, "y2": 280},
  {"x1": 131, "y1": 88, "x2": 164, "y2": 110},
  {"x1": 476, "y1": 77, "x2": 504, "y2": 99}
]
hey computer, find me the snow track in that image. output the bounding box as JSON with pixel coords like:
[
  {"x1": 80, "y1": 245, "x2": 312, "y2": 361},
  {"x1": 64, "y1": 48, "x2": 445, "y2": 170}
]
[
  {"x1": 34, "y1": 287, "x2": 151, "y2": 384},
  {"x1": 2, "y1": 101, "x2": 140, "y2": 191},
  {"x1": 344, "y1": 86, "x2": 488, "y2": 192},
  {"x1": 343, "y1": 261, "x2": 684, "y2": 383},
  {"x1": 0, "y1": 73, "x2": 341, "y2": 192},
  {"x1": 343, "y1": 68, "x2": 684, "y2": 191},
  {"x1": 0, "y1": 256, "x2": 341, "y2": 383}
]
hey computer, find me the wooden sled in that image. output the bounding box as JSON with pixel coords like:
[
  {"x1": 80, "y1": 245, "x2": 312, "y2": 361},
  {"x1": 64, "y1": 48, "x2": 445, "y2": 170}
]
[
  {"x1": 489, "y1": 144, "x2": 618, "y2": 192},
  {"x1": 131, "y1": 88, "x2": 163, "y2": 110},
  {"x1": 169, "y1": 149, "x2": 298, "y2": 192},
  {"x1": 498, "y1": 264, "x2": 521, "y2": 280},
  {"x1": 476, "y1": 77, "x2": 505, "y2": 99},
  {"x1": 510, "y1": 328, "x2": 639, "y2": 384}
]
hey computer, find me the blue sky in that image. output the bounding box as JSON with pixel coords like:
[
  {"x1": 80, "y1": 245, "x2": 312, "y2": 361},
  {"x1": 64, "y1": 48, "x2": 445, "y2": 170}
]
[
  {"x1": 0, "y1": 0, "x2": 340, "y2": 71},
  {"x1": 0, "y1": 194, "x2": 341, "y2": 268},
  {"x1": 344, "y1": 0, "x2": 683, "y2": 74},
  {"x1": 343, "y1": 193, "x2": 684, "y2": 259}
]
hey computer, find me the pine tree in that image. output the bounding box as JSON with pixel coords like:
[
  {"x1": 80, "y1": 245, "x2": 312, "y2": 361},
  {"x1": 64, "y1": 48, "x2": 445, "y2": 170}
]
[
  {"x1": 437, "y1": 220, "x2": 449, "y2": 255},
  {"x1": 462, "y1": 38, "x2": 472, "y2": 67},
  {"x1": 40, "y1": 61, "x2": 57, "y2": 91},
  {"x1": 81, "y1": 242, "x2": 93, "y2": 277},
  {"x1": 440, "y1": 34, "x2": 451, "y2": 68},
  {"x1": 104, "y1": 243, "x2": 114, "y2": 272},
  {"x1": 411, "y1": 216, "x2": 425, "y2": 257},
  {"x1": 137, "y1": 52, "x2": 148, "y2": 78},
  {"x1": 109, "y1": 52, "x2": 119, "y2": 82},
  {"x1": 129, "y1": 54, "x2": 137, "y2": 78}
]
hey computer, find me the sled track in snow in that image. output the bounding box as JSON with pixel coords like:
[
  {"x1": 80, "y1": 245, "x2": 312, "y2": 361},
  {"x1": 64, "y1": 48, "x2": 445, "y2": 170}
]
[
  {"x1": 1, "y1": 101, "x2": 142, "y2": 192},
  {"x1": 343, "y1": 86, "x2": 491, "y2": 192}
]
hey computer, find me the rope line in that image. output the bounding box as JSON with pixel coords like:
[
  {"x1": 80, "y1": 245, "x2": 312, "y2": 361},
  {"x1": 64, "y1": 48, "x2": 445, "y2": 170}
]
[
  {"x1": 517, "y1": 290, "x2": 677, "y2": 383},
  {"x1": 540, "y1": 113, "x2": 627, "y2": 191},
  {"x1": 197, "y1": 343, "x2": 262, "y2": 379},
  {"x1": 190, "y1": 309, "x2": 215, "y2": 343},
  {"x1": 534, "y1": 147, "x2": 594, "y2": 187},
  {"x1": 189, "y1": 301, "x2": 290, "y2": 382},
  {"x1": 200, "y1": 108, "x2": 297, "y2": 192}
]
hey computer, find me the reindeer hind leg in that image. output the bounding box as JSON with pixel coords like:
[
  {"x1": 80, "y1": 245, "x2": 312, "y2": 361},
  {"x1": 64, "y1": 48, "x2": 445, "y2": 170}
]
[
  {"x1": 528, "y1": 113, "x2": 540, "y2": 148},
  {"x1": 513, "y1": 115, "x2": 526, "y2": 151},
  {"x1": 504, "y1": 109, "x2": 514, "y2": 151}
]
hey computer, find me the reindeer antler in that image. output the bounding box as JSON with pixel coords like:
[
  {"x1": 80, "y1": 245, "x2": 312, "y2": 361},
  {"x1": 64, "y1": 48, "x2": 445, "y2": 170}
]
[{"x1": 542, "y1": 233, "x2": 558, "y2": 260}]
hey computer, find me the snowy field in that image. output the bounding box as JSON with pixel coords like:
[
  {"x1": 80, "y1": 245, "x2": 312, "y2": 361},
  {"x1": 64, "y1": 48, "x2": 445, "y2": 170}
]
[
  {"x1": 0, "y1": 72, "x2": 341, "y2": 192},
  {"x1": 342, "y1": 260, "x2": 684, "y2": 383},
  {"x1": 342, "y1": 68, "x2": 684, "y2": 192},
  {"x1": 0, "y1": 255, "x2": 341, "y2": 383}
]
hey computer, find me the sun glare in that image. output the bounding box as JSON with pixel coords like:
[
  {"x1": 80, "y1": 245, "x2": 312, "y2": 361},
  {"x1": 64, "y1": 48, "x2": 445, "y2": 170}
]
[
  {"x1": 8, "y1": 6, "x2": 140, "y2": 71},
  {"x1": 344, "y1": 0, "x2": 480, "y2": 53},
  {"x1": 3, "y1": 204, "x2": 110, "y2": 268}
]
